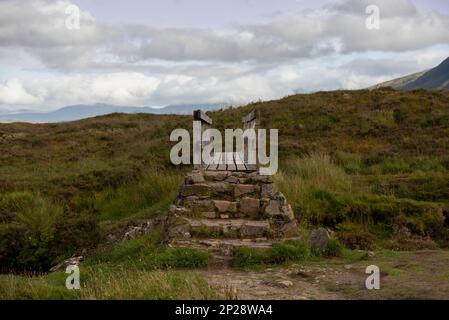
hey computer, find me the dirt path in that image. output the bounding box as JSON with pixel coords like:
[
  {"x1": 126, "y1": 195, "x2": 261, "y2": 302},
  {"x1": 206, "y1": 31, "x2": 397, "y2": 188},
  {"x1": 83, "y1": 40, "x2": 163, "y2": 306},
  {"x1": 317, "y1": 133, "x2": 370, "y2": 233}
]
[
  {"x1": 198, "y1": 250, "x2": 449, "y2": 300},
  {"x1": 198, "y1": 266, "x2": 343, "y2": 300}
]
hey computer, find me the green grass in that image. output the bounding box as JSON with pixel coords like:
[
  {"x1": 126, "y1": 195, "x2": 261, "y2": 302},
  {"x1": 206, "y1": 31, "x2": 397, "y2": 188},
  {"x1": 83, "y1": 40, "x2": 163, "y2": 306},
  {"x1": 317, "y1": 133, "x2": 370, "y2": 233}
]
[
  {"x1": 80, "y1": 171, "x2": 182, "y2": 221},
  {"x1": 275, "y1": 152, "x2": 448, "y2": 249},
  {"x1": 233, "y1": 238, "x2": 343, "y2": 268},
  {"x1": 0, "y1": 270, "x2": 217, "y2": 300},
  {"x1": 1, "y1": 88, "x2": 449, "y2": 273},
  {"x1": 87, "y1": 231, "x2": 211, "y2": 270},
  {"x1": 0, "y1": 231, "x2": 215, "y2": 300}
]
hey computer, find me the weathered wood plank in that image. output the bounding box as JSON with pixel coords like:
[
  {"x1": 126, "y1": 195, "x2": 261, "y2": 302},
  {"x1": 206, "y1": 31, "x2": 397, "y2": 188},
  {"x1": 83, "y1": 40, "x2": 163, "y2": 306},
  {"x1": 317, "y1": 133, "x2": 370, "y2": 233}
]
[
  {"x1": 216, "y1": 152, "x2": 227, "y2": 171},
  {"x1": 241, "y1": 109, "x2": 256, "y2": 124},
  {"x1": 234, "y1": 152, "x2": 247, "y2": 171},
  {"x1": 193, "y1": 110, "x2": 212, "y2": 125},
  {"x1": 245, "y1": 164, "x2": 258, "y2": 172},
  {"x1": 207, "y1": 153, "x2": 221, "y2": 171},
  {"x1": 226, "y1": 152, "x2": 236, "y2": 171}
]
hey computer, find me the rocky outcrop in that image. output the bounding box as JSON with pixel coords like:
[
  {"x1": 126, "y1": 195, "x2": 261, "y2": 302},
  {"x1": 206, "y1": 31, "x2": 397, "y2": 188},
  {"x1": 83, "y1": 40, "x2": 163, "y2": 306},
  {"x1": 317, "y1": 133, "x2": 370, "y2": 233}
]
[{"x1": 49, "y1": 256, "x2": 84, "y2": 272}]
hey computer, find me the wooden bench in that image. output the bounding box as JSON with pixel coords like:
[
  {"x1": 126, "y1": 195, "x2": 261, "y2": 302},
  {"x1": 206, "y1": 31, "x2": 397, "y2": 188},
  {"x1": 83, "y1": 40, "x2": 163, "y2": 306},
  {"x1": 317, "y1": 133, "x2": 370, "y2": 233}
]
[{"x1": 193, "y1": 109, "x2": 260, "y2": 172}]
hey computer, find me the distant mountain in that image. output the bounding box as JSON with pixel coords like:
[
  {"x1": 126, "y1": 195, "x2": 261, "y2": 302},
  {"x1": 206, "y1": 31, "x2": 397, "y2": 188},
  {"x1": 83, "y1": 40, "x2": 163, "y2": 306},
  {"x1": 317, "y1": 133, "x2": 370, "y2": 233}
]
[
  {"x1": 404, "y1": 56, "x2": 449, "y2": 91},
  {"x1": 0, "y1": 103, "x2": 228, "y2": 123},
  {"x1": 369, "y1": 70, "x2": 429, "y2": 90},
  {"x1": 371, "y1": 56, "x2": 449, "y2": 91}
]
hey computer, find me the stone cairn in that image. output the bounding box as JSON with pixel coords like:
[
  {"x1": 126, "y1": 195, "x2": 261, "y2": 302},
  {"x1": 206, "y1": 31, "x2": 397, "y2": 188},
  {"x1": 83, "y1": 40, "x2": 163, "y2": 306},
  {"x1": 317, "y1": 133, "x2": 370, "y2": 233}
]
[{"x1": 167, "y1": 169, "x2": 299, "y2": 261}]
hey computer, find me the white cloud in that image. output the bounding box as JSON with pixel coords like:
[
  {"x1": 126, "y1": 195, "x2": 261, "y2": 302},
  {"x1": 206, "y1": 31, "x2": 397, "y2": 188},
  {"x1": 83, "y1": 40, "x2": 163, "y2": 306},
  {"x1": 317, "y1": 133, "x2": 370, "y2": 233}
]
[
  {"x1": 1, "y1": 0, "x2": 448, "y2": 68},
  {"x1": 0, "y1": 0, "x2": 449, "y2": 110},
  {"x1": 26, "y1": 73, "x2": 161, "y2": 108},
  {"x1": 0, "y1": 79, "x2": 41, "y2": 105}
]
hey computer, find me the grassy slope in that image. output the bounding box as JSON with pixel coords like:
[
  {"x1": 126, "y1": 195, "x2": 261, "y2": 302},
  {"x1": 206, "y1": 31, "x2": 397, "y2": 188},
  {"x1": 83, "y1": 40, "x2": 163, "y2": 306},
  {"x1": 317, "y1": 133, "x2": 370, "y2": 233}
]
[{"x1": 1, "y1": 88, "x2": 449, "y2": 298}]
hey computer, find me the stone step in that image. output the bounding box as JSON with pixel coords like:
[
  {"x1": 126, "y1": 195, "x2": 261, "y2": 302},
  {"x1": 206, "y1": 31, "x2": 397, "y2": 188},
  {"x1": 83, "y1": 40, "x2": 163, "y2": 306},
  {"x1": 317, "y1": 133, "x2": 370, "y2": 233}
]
[
  {"x1": 175, "y1": 218, "x2": 271, "y2": 239},
  {"x1": 180, "y1": 183, "x2": 265, "y2": 201},
  {"x1": 170, "y1": 237, "x2": 302, "y2": 258},
  {"x1": 179, "y1": 197, "x2": 264, "y2": 219},
  {"x1": 173, "y1": 191, "x2": 295, "y2": 223},
  {"x1": 202, "y1": 171, "x2": 273, "y2": 184}
]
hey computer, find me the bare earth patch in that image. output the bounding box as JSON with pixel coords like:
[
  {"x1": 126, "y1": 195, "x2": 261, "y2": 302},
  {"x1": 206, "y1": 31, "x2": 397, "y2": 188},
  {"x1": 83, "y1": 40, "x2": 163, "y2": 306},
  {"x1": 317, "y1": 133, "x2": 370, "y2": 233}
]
[{"x1": 198, "y1": 250, "x2": 449, "y2": 300}]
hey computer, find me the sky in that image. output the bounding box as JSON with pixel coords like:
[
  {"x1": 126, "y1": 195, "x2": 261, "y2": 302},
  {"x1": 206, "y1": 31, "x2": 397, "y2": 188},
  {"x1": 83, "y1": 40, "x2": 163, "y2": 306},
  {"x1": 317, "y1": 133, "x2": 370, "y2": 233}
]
[{"x1": 0, "y1": 0, "x2": 449, "y2": 111}]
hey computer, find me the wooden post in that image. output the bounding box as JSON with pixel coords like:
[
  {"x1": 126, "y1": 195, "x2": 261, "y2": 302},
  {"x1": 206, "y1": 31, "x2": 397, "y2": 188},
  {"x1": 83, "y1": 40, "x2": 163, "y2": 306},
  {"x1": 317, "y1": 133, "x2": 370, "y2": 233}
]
[
  {"x1": 241, "y1": 109, "x2": 260, "y2": 171},
  {"x1": 193, "y1": 110, "x2": 213, "y2": 170}
]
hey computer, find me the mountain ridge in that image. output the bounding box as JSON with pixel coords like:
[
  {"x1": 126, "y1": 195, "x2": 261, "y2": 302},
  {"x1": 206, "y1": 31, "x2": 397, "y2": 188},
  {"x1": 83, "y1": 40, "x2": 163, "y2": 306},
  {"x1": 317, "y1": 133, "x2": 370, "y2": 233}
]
[
  {"x1": 0, "y1": 102, "x2": 228, "y2": 123},
  {"x1": 371, "y1": 56, "x2": 449, "y2": 91}
]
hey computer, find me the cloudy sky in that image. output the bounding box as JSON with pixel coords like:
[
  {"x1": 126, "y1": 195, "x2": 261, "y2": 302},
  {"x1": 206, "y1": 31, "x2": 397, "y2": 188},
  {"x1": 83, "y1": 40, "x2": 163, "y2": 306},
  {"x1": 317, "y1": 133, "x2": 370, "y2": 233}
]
[{"x1": 1, "y1": 0, "x2": 449, "y2": 111}]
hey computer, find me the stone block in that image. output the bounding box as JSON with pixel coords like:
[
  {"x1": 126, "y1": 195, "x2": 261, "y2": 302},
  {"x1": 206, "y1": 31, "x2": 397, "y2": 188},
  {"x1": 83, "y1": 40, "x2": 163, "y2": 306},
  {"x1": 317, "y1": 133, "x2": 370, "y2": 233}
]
[
  {"x1": 185, "y1": 171, "x2": 205, "y2": 184},
  {"x1": 234, "y1": 184, "x2": 256, "y2": 198},
  {"x1": 261, "y1": 183, "x2": 277, "y2": 198},
  {"x1": 181, "y1": 184, "x2": 211, "y2": 197},
  {"x1": 240, "y1": 221, "x2": 270, "y2": 237},
  {"x1": 213, "y1": 200, "x2": 237, "y2": 213},
  {"x1": 239, "y1": 197, "x2": 260, "y2": 215}
]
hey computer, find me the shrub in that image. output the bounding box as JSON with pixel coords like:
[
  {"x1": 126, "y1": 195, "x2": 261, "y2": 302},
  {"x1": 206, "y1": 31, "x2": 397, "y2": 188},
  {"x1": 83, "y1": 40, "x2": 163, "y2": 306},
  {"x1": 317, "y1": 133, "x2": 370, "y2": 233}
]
[
  {"x1": 233, "y1": 240, "x2": 312, "y2": 267},
  {"x1": 0, "y1": 194, "x2": 100, "y2": 271},
  {"x1": 336, "y1": 225, "x2": 376, "y2": 250},
  {"x1": 384, "y1": 236, "x2": 439, "y2": 251},
  {"x1": 0, "y1": 224, "x2": 25, "y2": 272},
  {"x1": 91, "y1": 171, "x2": 182, "y2": 221},
  {"x1": 153, "y1": 248, "x2": 210, "y2": 269},
  {"x1": 0, "y1": 192, "x2": 34, "y2": 223},
  {"x1": 323, "y1": 238, "x2": 344, "y2": 257},
  {"x1": 88, "y1": 232, "x2": 209, "y2": 270},
  {"x1": 268, "y1": 240, "x2": 310, "y2": 263},
  {"x1": 233, "y1": 247, "x2": 266, "y2": 268}
]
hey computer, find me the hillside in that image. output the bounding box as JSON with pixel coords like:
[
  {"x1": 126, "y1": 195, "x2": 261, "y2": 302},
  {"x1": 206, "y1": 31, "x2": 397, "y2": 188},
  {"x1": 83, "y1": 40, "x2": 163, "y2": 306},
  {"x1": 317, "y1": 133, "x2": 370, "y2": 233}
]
[
  {"x1": 372, "y1": 56, "x2": 449, "y2": 91},
  {"x1": 404, "y1": 57, "x2": 449, "y2": 91},
  {"x1": 369, "y1": 70, "x2": 428, "y2": 90},
  {"x1": 1, "y1": 88, "x2": 449, "y2": 299}
]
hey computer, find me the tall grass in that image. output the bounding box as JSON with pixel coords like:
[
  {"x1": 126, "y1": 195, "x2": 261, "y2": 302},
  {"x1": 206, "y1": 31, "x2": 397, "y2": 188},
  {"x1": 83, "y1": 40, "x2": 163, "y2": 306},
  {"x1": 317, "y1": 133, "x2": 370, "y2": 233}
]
[
  {"x1": 80, "y1": 270, "x2": 217, "y2": 300},
  {"x1": 15, "y1": 196, "x2": 63, "y2": 239},
  {"x1": 75, "y1": 171, "x2": 183, "y2": 221},
  {"x1": 87, "y1": 232, "x2": 210, "y2": 270},
  {"x1": 0, "y1": 270, "x2": 217, "y2": 300},
  {"x1": 275, "y1": 152, "x2": 352, "y2": 223}
]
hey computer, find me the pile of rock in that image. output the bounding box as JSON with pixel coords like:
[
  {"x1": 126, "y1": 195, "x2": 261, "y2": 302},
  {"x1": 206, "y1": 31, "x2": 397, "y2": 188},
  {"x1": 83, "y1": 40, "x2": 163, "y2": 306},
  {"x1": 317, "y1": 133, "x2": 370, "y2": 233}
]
[{"x1": 168, "y1": 170, "x2": 299, "y2": 255}]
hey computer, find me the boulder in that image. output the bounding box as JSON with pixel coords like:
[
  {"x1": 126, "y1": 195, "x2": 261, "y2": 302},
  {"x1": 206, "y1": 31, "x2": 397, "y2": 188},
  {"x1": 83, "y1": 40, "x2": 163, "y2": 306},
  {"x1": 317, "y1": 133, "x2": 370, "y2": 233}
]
[
  {"x1": 50, "y1": 256, "x2": 84, "y2": 272},
  {"x1": 280, "y1": 220, "x2": 299, "y2": 238},
  {"x1": 309, "y1": 227, "x2": 330, "y2": 251}
]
